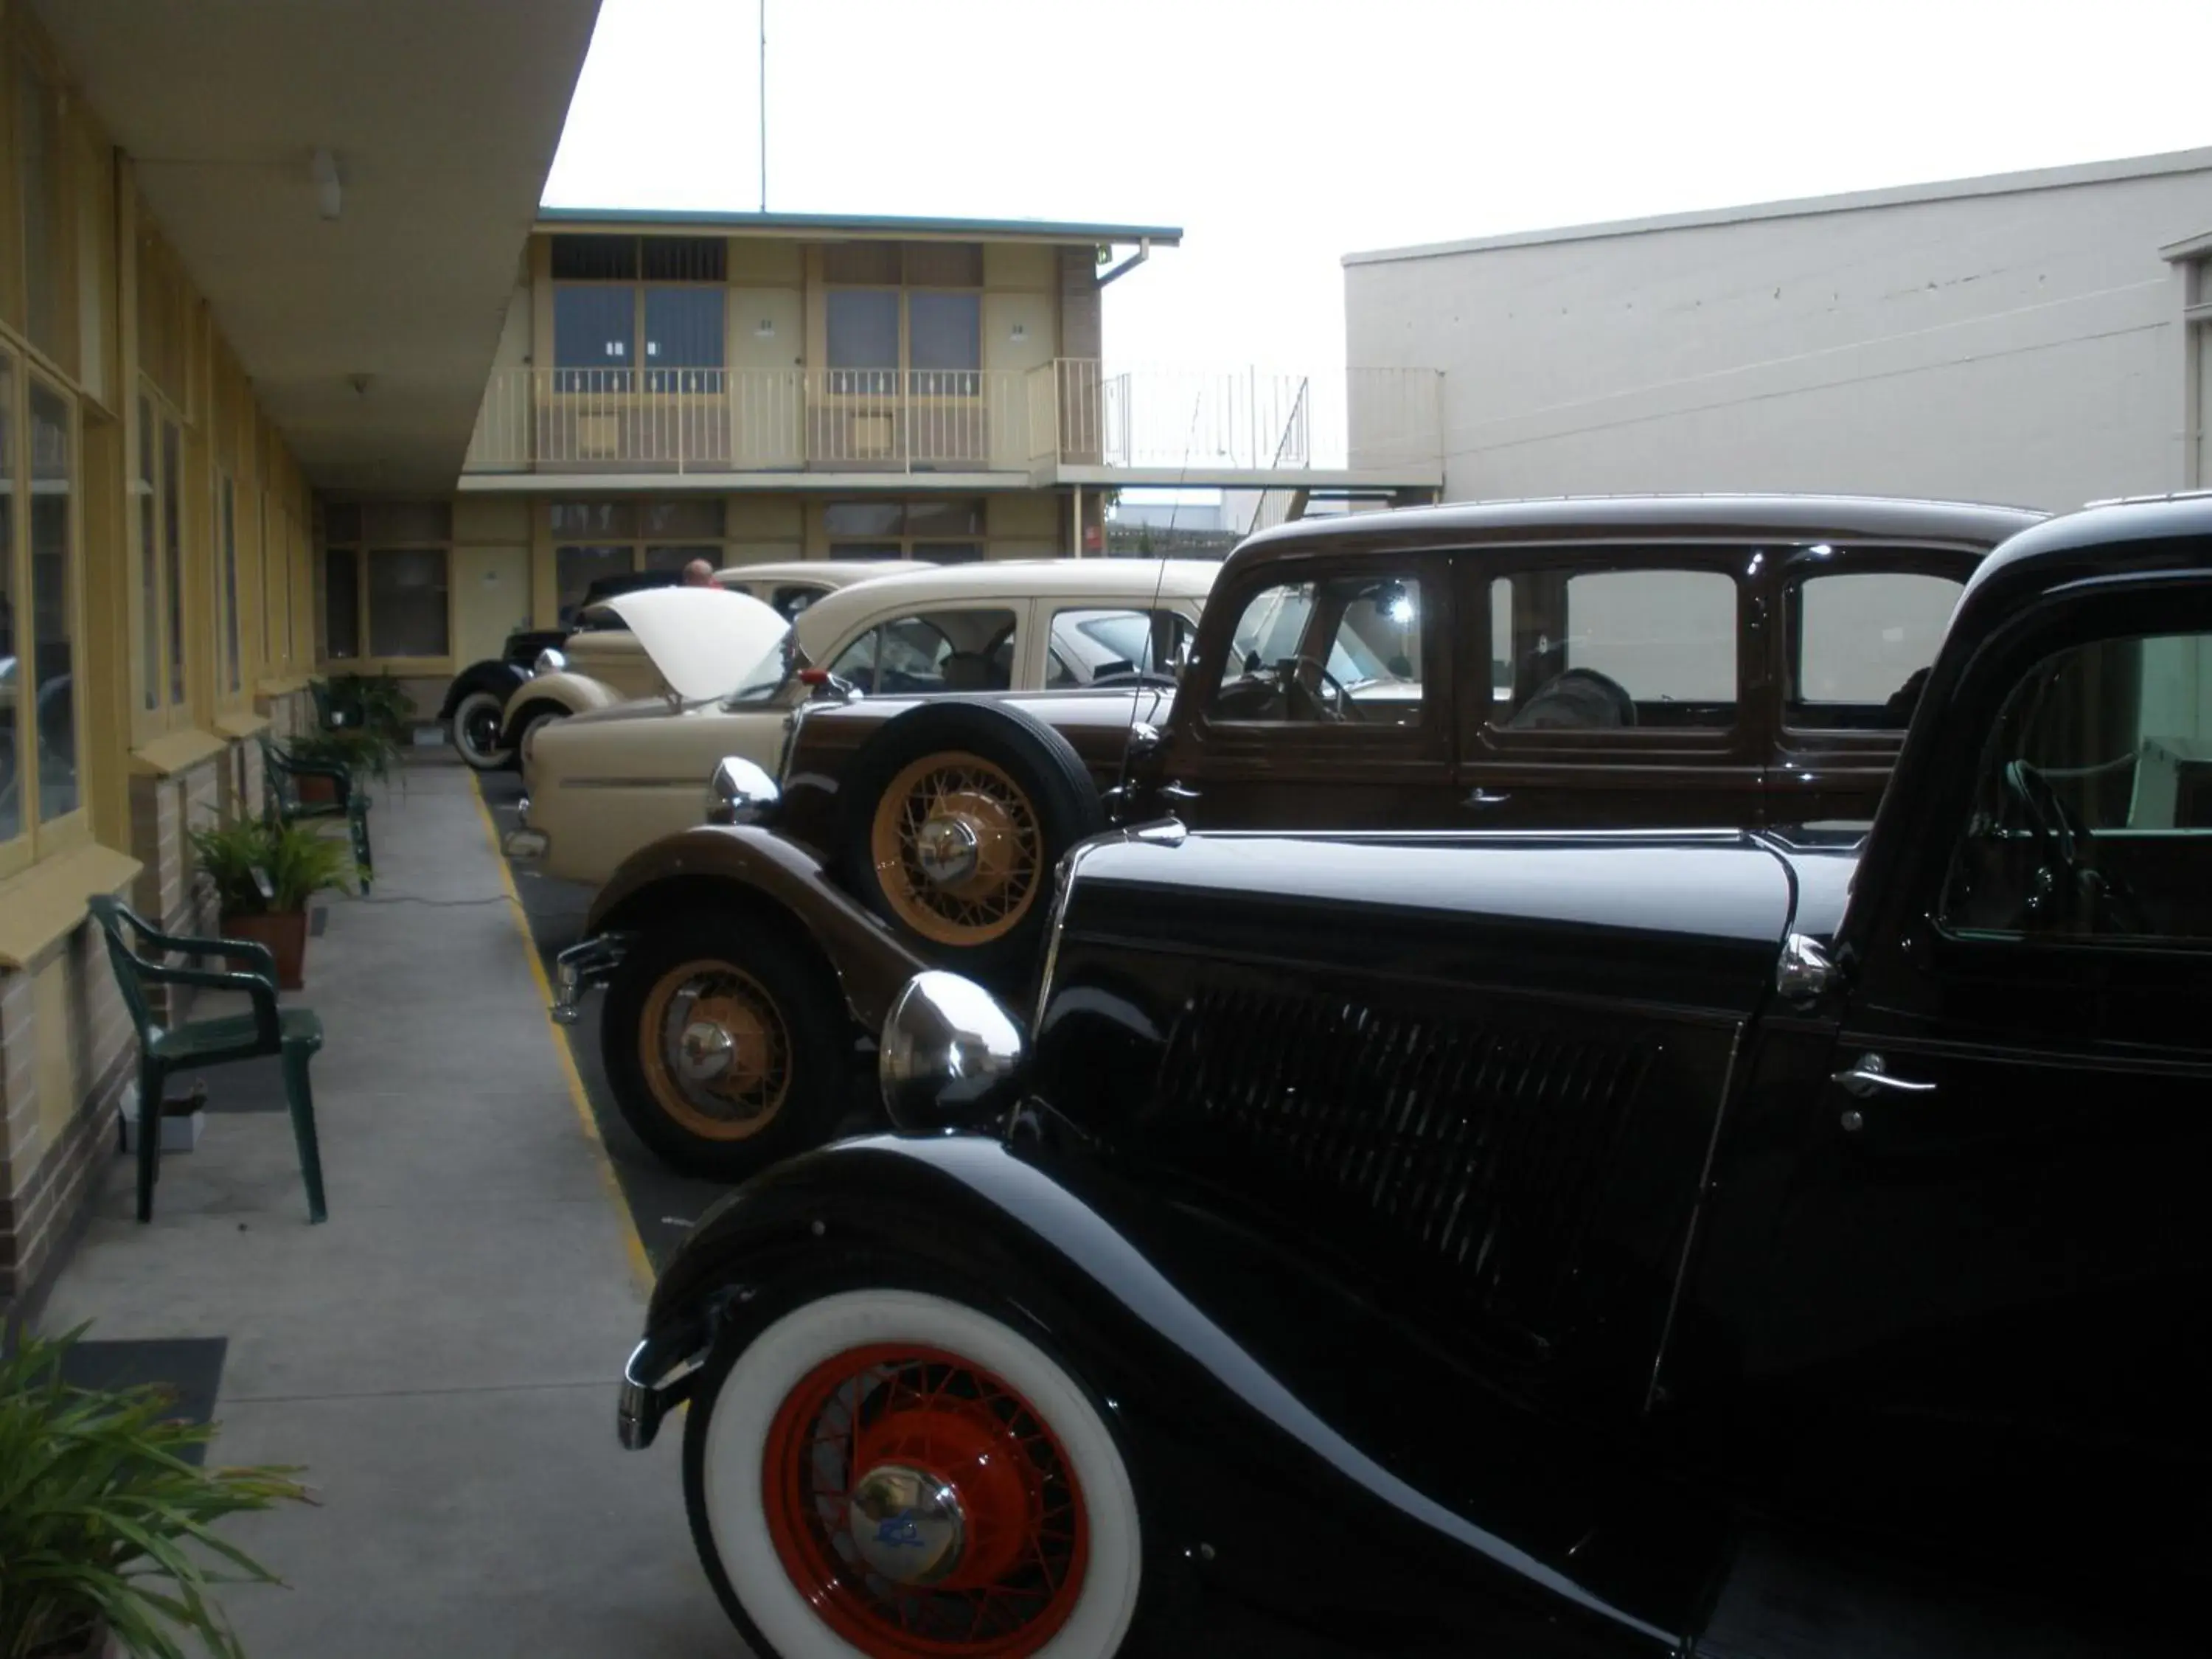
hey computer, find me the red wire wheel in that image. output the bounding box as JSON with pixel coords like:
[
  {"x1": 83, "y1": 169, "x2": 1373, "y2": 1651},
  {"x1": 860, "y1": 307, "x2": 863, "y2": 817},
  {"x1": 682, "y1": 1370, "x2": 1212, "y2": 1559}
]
[{"x1": 761, "y1": 1344, "x2": 1091, "y2": 1657}]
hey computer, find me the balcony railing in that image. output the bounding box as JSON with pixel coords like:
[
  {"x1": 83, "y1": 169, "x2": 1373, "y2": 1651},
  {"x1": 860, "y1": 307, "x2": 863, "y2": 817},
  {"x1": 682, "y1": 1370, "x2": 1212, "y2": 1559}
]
[{"x1": 461, "y1": 361, "x2": 1441, "y2": 479}]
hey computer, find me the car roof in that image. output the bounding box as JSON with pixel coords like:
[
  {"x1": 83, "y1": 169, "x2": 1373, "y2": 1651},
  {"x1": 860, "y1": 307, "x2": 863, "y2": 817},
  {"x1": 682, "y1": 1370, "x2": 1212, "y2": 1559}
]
[
  {"x1": 714, "y1": 558, "x2": 931, "y2": 588},
  {"x1": 1960, "y1": 490, "x2": 2212, "y2": 602},
  {"x1": 1233, "y1": 493, "x2": 2045, "y2": 568},
  {"x1": 787, "y1": 557, "x2": 1220, "y2": 651}
]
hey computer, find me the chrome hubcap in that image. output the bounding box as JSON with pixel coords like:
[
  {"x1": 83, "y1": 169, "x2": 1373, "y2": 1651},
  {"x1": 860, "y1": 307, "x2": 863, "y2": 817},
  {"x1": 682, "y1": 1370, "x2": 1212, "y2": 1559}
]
[
  {"x1": 676, "y1": 1019, "x2": 736, "y2": 1082},
  {"x1": 914, "y1": 816, "x2": 981, "y2": 887},
  {"x1": 846, "y1": 1461, "x2": 967, "y2": 1585}
]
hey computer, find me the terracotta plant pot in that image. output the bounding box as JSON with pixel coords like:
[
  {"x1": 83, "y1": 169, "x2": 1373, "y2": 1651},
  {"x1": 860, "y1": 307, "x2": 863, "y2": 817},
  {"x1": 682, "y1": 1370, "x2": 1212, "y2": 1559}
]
[
  {"x1": 220, "y1": 908, "x2": 309, "y2": 990},
  {"x1": 297, "y1": 774, "x2": 338, "y2": 805}
]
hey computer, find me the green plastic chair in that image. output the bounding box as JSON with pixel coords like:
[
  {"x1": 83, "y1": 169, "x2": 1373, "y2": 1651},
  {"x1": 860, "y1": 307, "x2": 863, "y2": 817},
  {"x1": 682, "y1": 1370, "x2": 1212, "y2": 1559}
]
[
  {"x1": 258, "y1": 732, "x2": 373, "y2": 893},
  {"x1": 86, "y1": 896, "x2": 327, "y2": 1225}
]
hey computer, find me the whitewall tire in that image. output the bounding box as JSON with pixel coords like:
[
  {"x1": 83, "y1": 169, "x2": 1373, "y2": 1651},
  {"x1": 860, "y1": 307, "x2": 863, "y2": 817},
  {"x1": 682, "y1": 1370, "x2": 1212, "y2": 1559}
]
[
  {"x1": 449, "y1": 689, "x2": 513, "y2": 771},
  {"x1": 685, "y1": 1287, "x2": 1143, "y2": 1658}
]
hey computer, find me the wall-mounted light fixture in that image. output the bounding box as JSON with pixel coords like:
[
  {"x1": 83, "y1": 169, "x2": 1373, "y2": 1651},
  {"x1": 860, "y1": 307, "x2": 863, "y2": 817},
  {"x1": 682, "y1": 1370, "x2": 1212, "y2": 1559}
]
[
  {"x1": 1010, "y1": 322, "x2": 1027, "y2": 342},
  {"x1": 311, "y1": 148, "x2": 342, "y2": 221},
  {"x1": 754, "y1": 319, "x2": 776, "y2": 338}
]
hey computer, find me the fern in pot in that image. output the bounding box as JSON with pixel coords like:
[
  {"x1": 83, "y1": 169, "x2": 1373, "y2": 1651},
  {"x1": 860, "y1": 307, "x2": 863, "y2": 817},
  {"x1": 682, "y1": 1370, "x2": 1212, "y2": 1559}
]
[
  {"x1": 0, "y1": 1329, "x2": 308, "y2": 1659},
  {"x1": 187, "y1": 820, "x2": 357, "y2": 990}
]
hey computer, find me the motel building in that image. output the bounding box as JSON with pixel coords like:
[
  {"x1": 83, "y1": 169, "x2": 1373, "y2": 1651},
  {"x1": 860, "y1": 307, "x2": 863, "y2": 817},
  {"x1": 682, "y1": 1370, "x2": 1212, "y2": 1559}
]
[{"x1": 0, "y1": 1, "x2": 1442, "y2": 1315}]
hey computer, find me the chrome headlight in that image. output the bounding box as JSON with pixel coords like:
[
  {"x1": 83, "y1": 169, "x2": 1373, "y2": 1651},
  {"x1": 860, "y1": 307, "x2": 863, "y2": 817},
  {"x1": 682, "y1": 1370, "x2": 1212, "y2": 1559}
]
[
  {"x1": 879, "y1": 972, "x2": 1026, "y2": 1133},
  {"x1": 532, "y1": 647, "x2": 567, "y2": 677},
  {"x1": 706, "y1": 755, "x2": 779, "y2": 827}
]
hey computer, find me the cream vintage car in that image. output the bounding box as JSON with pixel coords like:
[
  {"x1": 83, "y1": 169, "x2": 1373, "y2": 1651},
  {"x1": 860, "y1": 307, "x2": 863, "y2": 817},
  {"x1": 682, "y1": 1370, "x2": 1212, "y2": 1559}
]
[
  {"x1": 494, "y1": 559, "x2": 925, "y2": 758},
  {"x1": 506, "y1": 558, "x2": 1220, "y2": 886}
]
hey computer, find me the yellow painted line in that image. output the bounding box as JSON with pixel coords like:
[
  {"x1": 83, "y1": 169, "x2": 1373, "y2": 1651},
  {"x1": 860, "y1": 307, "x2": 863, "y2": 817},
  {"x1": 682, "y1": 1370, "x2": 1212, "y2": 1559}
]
[{"x1": 469, "y1": 775, "x2": 658, "y2": 1295}]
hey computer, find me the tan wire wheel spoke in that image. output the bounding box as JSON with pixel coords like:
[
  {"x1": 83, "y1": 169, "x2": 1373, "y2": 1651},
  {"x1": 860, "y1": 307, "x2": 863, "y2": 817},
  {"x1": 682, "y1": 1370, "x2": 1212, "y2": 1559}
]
[
  {"x1": 870, "y1": 751, "x2": 1046, "y2": 947},
  {"x1": 639, "y1": 959, "x2": 793, "y2": 1140}
]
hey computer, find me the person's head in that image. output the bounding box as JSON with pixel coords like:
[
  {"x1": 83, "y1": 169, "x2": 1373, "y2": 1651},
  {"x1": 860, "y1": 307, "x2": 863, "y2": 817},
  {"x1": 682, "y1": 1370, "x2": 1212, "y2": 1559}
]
[{"x1": 681, "y1": 559, "x2": 716, "y2": 588}]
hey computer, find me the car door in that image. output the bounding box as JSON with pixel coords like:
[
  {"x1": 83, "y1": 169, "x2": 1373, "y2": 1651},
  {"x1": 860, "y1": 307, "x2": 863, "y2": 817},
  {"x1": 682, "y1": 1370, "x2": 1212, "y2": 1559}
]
[
  {"x1": 1763, "y1": 543, "x2": 1980, "y2": 824},
  {"x1": 1149, "y1": 553, "x2": 1453, "y2": 830},
  {"x1": 1731, "y1": 594, "x2": 2212, "y2": 1613},
  {"x1": 1455, "y1": 545, "x2": 1765, "y2": 828}
]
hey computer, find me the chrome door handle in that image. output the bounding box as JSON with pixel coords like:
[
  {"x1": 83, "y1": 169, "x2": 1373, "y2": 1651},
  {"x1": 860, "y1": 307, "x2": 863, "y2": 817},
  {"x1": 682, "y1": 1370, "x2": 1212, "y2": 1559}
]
[
  {"x1": 1158, "y1": 782, "x2": 1200, "y2": 804},
  {"x1": 1464, "y1": 788, "x2": 1512, "y2": 807},
  {"x1": 1832, "y1": 1054, "x2": 1936, "y2": 1099}
]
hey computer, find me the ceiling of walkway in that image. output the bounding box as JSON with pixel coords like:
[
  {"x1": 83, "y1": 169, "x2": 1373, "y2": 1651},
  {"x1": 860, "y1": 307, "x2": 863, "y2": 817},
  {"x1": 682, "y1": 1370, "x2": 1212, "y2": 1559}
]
[{"x1": 36, "y1": 0, "x2": 603, "y2": 492}]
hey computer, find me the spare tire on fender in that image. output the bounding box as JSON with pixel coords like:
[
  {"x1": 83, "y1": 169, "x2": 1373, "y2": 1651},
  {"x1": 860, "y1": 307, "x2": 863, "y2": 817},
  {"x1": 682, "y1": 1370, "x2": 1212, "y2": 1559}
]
[{"x1": 837, "y1": 700, "x2": 1105, "y2": 984}]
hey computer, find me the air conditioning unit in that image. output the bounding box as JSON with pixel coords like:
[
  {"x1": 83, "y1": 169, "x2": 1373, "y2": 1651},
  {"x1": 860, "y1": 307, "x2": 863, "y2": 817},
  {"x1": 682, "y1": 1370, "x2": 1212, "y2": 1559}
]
[
  {"x1": 575, "y1": 413, "x2": 624, "y2": 461},
  {"x1": 848, "y1": 412, "x2": 896, "y2": 459}
]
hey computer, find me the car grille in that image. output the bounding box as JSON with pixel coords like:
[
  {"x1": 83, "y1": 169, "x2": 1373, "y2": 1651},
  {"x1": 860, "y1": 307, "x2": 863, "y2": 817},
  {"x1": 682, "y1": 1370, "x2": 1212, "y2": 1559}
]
[{"x1": 1156, "y1": 982, "x2": 1652, "y2": 1342}]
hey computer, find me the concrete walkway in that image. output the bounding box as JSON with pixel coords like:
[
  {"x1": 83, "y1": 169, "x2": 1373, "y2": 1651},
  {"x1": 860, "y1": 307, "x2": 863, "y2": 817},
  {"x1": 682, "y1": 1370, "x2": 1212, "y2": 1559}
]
[{"x1": 37, "y1": 764, "x2": 740, "y2": 1658}]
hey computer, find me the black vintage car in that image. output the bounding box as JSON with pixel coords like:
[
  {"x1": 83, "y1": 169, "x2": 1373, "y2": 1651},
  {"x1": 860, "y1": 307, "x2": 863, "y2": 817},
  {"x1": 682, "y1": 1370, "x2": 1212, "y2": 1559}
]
[
  {"x1": 435, "y1": 568, "x2": 684, "y2": 771},
  {"x1": 614, "y1": 493, "x2": 2212, "y2": 1657}
]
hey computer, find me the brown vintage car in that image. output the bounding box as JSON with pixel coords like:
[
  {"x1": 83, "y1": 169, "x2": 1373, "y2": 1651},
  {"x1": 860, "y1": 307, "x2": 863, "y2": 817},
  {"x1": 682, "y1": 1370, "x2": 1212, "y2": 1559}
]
[{"x1": 551, "y1": 493, "x2": 2042, "y2": 1178}]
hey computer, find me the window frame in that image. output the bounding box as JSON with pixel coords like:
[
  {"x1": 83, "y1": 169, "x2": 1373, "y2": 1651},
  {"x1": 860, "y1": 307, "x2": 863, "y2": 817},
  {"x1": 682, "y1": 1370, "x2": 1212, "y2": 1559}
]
[
  {"x1": 0, "y1": 348, "x2": 86, "y2": 879},
  {"x1": 548, "y1": 498, "x2": 730, "y2": 621},
  {"x1": 321, "y1": 504, "x2": 455, "y2": 670},
  {"x1": 1778, "y1": 545, "x2": 1975, "y2": 740},
  {"x1": 1460, "y1": 544, "x2": 1753, "y2": 763},
  {"x1": 549, "y1": 234, "x2": 727, "y2": 395}
]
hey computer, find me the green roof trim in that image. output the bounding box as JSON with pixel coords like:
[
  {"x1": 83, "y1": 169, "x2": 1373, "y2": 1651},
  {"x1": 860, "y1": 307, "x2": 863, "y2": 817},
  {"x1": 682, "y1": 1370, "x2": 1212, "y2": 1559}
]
[{"x1": 535, "y1": 206, "x2": 1182, "y2": 245}]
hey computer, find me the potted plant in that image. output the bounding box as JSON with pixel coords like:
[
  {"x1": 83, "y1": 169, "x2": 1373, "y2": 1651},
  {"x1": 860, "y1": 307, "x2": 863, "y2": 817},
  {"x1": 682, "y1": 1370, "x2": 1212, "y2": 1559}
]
[
  {"x1": 187, "y1": 819, "x2": 356, "y2": 990},
  {"x1": 0, "y1": 1328, "x2": 309, "y2": 1658},
  {"x1": 287, "y1": 727, "x2": 397, "y2": 797}
]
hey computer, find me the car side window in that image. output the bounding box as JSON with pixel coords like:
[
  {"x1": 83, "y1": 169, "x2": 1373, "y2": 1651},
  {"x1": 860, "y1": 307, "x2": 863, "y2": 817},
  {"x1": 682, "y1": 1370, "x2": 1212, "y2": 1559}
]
[
  {"x1": 1043, "y1": 608, "x2": 1195, "y2": 688},
  {"x1": 771, "y1": 585, "x2": 822, "y2": 619},
  {"x1": 1208, "y1": 576, "x2": 1425, "y2": 726},
  {"x1": 1789, "y1": 571, "x2": 1962, "y2": 731},
  {"x1": 1940, "y1": 630, "x2": 2212, "y2": 943},
  {"x1": 1489, "y1": 567, "x2": 1735, "y2": 731},
  {"x1": 826, "y1": 607, "x2": 1018, "y2": 695}
]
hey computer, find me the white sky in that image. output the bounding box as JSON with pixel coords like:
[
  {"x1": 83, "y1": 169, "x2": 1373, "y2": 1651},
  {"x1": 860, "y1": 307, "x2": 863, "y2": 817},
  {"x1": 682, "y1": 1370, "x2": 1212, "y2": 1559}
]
[{"x1": 544, "y1": 0, "x2": 2212, "y2": 380}]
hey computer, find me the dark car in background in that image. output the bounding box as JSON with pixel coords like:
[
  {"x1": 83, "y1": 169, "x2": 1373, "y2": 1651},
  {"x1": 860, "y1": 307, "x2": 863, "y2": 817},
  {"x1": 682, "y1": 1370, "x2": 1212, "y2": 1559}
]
[{"x1": 616, "y1": 490, "x2": 2212, "y2": 1657}]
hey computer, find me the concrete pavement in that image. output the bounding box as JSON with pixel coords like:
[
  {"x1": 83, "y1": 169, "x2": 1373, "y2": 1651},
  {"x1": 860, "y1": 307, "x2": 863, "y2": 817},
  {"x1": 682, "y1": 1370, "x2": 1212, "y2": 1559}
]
[{"x1": 35, "y1": 763, "x2": 740, "y2": 1658}]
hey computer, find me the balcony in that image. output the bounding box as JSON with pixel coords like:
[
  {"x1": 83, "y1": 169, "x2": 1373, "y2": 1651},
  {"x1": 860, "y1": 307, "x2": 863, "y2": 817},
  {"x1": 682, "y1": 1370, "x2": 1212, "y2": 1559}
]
[{"x1": 459, "y1": 360, "x2": 1442, "y2": 492}]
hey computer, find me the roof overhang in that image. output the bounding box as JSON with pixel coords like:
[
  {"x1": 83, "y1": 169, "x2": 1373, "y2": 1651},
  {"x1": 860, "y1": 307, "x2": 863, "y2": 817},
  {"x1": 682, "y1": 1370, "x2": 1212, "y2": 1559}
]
[
  {"x1": 535, "y1": 206, "x2": 1183, "y2": 248},
  {"x1": 35, "y1": 0, "x2": 603, "y2": 493}
]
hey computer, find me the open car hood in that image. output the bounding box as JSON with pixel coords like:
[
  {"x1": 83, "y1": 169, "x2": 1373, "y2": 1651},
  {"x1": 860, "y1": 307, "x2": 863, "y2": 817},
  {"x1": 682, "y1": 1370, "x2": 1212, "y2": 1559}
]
[{"x1": 594, "y1": 586, "x2": 789, "y2": 703}]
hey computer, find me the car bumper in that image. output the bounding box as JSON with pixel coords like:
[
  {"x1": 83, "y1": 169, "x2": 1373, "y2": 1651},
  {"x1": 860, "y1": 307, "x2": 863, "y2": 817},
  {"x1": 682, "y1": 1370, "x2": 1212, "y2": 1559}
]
[
  {"x1": 550, "y1": 931, "x2": 631, "y2": 1025},
  {"x1": 616, "y1": 1323, "x2": 706, "y2": 1451},
  {"x1": 502, "y1": 794, "x2": 550, "y2": 862}
]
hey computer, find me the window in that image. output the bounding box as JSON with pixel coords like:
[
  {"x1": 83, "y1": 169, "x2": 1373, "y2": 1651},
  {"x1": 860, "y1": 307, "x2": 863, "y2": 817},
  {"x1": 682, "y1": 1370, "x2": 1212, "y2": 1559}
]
[
  {"x1": 219, "y1": 476, "x2": 242, "y2": 694},
  {"x1": 1045, "y1": 608, "x2": 1197, "y2": 687},
  {"x1": 28, "y1": 378, "x2": 72, "y2": 821},
  {"x1": 1941, "y1": 631, "x2": 2212, "y2": 943},
  {"x1": 827, "y1": 607, "x2": 1018, "y2": 695},
  {"x1": 367, "y1": 550, "x2": 449, "y2": 657},
  {"x1": 824, "y1": 243, "x2": 984, "y2": 397},
  {"x1": 0, "y1": 355, "x2": 15, "y2": 846},
  {"x1": 16, "y1": 59, "x2": 62, "y2": 360},
  {"x1": 1790, "y1": 571, "x2": 1963, "y2": 729},
  {"x1": 0, "y1": 355, "x2": 80, "y2": 854},
  {"x1": 324, "y1": 503, "x2": 450, "y2": 659},
  {"x1": 322, "y1": 548, "x2": 361, "y2": 659},
  {"x1": 163, "y1": 418, "x2": 183, "y2": 702},
  {"x1": 1489, "y1": 567, "x2": 1736, "y2": 731},
  {"x1": 550, "y1": 234, "x2": 726, "y2": 392},
  {"x1": 1209, "y1": 576, "x2": 1425, "y2": 726},
  {"x1": 824, "y1": 498, "x2": 983, "y2": 563},
  {"x1": 136, "y1": 396, "x2": 159, "y2": 710},
  {"x1": 552, "y1": 498, "x2": 727, "y2": 618}
]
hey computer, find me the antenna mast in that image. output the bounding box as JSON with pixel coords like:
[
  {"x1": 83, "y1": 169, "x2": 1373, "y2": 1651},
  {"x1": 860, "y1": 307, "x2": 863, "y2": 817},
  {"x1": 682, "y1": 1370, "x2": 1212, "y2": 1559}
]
[{"x1": 758, "y1": 0, "x2": 768, "y2": 212}]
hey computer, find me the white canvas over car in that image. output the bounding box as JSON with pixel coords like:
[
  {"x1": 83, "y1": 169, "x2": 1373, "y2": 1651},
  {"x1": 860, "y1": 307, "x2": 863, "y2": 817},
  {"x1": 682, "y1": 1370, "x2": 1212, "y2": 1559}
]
[{"x1": 507, "y1": 559, "x2": 1220, "y2": 887}]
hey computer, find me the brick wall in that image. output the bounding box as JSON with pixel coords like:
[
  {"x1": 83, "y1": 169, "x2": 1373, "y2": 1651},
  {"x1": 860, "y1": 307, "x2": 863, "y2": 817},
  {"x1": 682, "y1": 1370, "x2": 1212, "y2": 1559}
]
[{"x1": 0, "y1": 922, "x2": 134, "y2": 1313}]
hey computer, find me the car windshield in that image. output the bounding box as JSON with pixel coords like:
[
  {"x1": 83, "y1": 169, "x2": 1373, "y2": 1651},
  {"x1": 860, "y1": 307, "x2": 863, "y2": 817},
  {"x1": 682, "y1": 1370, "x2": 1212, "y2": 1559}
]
[
  {"x1": 1228, "y1": 585, "x2": 1397, "y2": 686},
  {"x1": 721, "y1": 627, "x2": 798, "y2": 704}
]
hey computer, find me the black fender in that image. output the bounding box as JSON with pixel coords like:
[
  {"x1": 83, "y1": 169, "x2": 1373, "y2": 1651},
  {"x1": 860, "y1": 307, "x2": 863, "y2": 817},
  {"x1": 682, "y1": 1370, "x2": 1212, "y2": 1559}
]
[
  {"x1": 587, "y1": 824, "x2": 926, "y2": 1034},
  {"x1": 438, "y1": 659, "x2": 527, "y2": 721},
  {"x1": 644, "y1": 1132, "x2": 1698, "y2": 1656}
]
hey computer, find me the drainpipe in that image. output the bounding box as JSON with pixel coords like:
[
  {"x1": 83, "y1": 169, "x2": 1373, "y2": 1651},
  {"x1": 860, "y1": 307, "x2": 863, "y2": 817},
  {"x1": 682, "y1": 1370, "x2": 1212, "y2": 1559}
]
[
  {"x1": 1096, "y1": 238, "x2": 1152, "y2": 288},
  {"x1": 1071, "y1": 483, "x2": 1085, "y2": 557}
]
